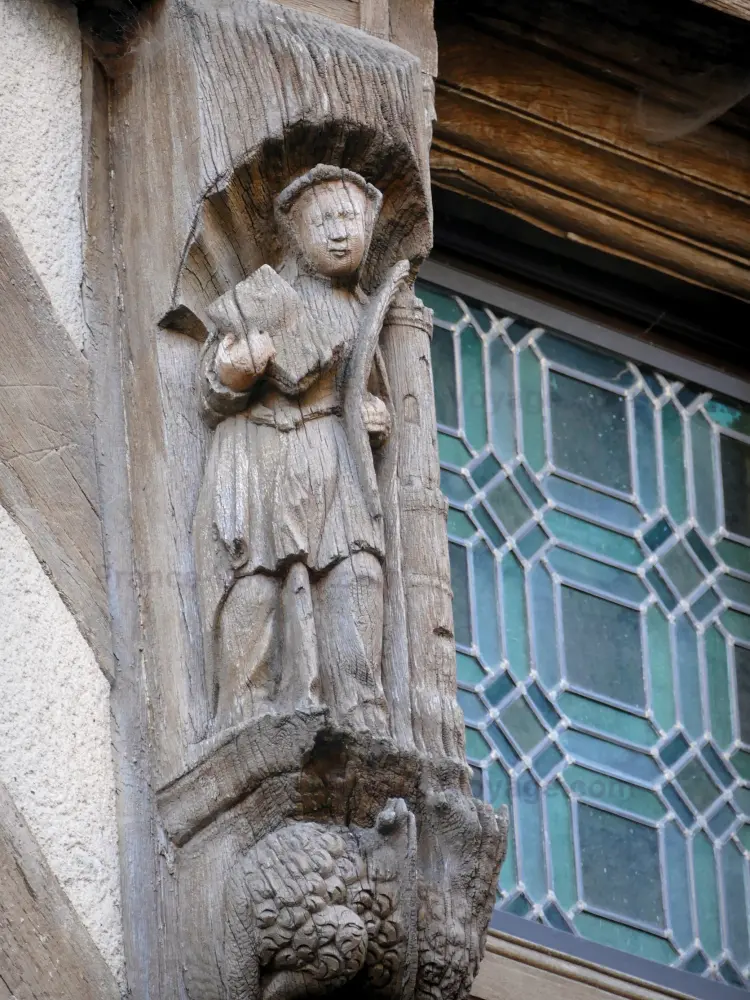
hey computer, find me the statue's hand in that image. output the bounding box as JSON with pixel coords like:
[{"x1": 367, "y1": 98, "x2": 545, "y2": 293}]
[
  {"x1": 362, "y1": 393, "x2": 391, "y2": 447},
  {"x1": 215, "y1": 330, "x2": 275, "y2": 392}
]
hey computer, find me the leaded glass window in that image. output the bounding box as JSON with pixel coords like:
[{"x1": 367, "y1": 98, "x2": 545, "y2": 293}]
[{"x1": 418, "y1": 263, "x2": 750, "y2": 989}]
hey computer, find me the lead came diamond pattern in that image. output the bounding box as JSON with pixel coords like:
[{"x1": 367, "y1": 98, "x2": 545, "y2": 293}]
[{"x1": 418, "y1": 278, "x2": 750, "y2": 986}]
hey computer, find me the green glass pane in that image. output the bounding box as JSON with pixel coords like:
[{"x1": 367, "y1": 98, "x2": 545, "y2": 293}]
[
  {"x1": 647, "y1": 604, "x2": 676, "y2": 733},
  {"x1": 550, "y1": 372, "x2": 630, "y2": 492},
  {"x1": 465, "y1": 727, "x2": 491, "y2": 762},
  {"x1": 647, "y1": 568, "x2": 677, "y2": 613},
  {"x1": 662, "y1": 403, "x2": 688, "y2": 525},
  {"x1": 643, "y1": 518, "x2": 672, "y2": 551},
  {"x1": 499, "y1": 697, "x2": 546, "y2": 754},
  {"x1": 550, "y1": 548, "x2": 647, "y2": 606},
  {"x1": 693, "y1": 832, "x2": 722, "y2": 959},
  {"x1": 484, "y1": 670, "x2": 514, "y2": 708},
  {"x1": 721, "y1": 573, "x2": 750, "y2": 608},
  {"x1": 691, "y1": 589, "x2": 720, "y2": 622},
  {"x1": 722, "y1": 841, "x2": 750, "y2": 967},
  {"x1": 545, "y1": 510, "x2": 642, "y2": 567},
  {"x1": 663, "y1": 784, "x2": 693, "y2": 828},
  {"x1": 546, "y1": 476, "x2": 641, "y2": 531},
  {"x1": 661, "y1": 542, "x2": 703, "y2": 598},
  {"x1": 558, "y1": 693, "x2": 657, "y2": 747},
  {"x1": 515, "y1": 465, "x2": 546, "y2": 508},
  {"x1": 733, "y1": 786, "x2": 750, "y2": 814},
  {"x1": 440, "y1": 469, "x2": 473, "y2": 504},
  {"x1": 561, "y1": 587, "x2": 645, "y2": 708},
  {"x1": 489, "y1": 337, "x2": 516, "y2": 463},
  {"x1": 578, "y1": 804, "x2": 664, "y2": 926},
  {"x1": 449, "y1": 542, "x2": 472, "y2": 648},
  {"x1": 530, "y1": 562, "x2": 559, "y2": 688},
  {"x1": 517, "y1": 524, "x2": 547, "y2": 560},
  {"x1": 664, "y1": 821, "x2": 693, "y2": 949},
  {"x1": 705, "y1": 626, "x2": 733, "y2": 750},
  {"x1": 691, "y1": 411, "x2": 718, "y2": 535},
  {"x1": 574, "y1": 912, "x2": 677, "y2": 964},
  {"x1": 447, "y1": 507, "x2": 476, "y2": 540},
  {"x1": 418, "y1": 282, "x2": 464, "y2": 325},
  {"x1": 674, "y1": 618, "x2": 703, "y2": 739},
  {"x1": 635, "y1": 393, "x2": 659, "y2": 515},
  {"x1": 686, "y1": 529, "x2": 717, "y2": 572},
  {"x1": 487, "y1": 477, "x2": 532, "y2": 534},
  {"x1": 458, "y1": 689, "x2": 485, "y2": 725},
  {"x1": 546, "y1": 780, "x2": 577, "y2": 910},
  {"x1": 519, "y1": 348, "x2": 545, "y2": 472},
  {"x1": 716, "y1": 538, "x2": 750, "y2": 576},
  {"x1": 538, "y1": 332, "x2": 635, "y2": 387},
  {"x1": 431, "y1": 324, "x2": 458, "y2": 428},
  {"x1": 472, "y1": 540, "x2": 502, "y2": 668},
  {"x1": 488, "y1": 759, "x2": 511, "y2": 810},
  {"x1": 534, "y1": 743, "x2": 564, "y2": 778},
  {"x1": 721, "y1": 434, "x2": 750, "y2": 539},
  {"x1": 677, "y1": 758, "x2": 721, "y2": 812},
  {"x1": 502, "y1": 553, "x2": 530, "y2": 680},
  {"x1": 561, "y1": 730, "x2": 661, "y2": 784},
  {"x1": 564, "y1": 764, "x2": 665, "y2": 820},
  {"x1": 457, "y1": 652, "x2": 485, "y2": 686},
  {"x1": 721, "y1": 609, "x2": 750, "y2": 643},
  {"x1": 461, "y1": 325, "x2": 488, "y2": 450},
  {"x1": 734, "y1": 644, "x2": 750, "y2": 744},
  {"x1": 474, "y1": 503, "x2": 505, "y2": 550},
  {"x1": 471, "y1": 453, "x2": 502, "y2": 489},
  {"x1": 516, "y1": 773, "x2": 547, "y2": 901},
  {"x1": 731, "y1": 749, "x2": 750, "y2": 780},
  {"x1": 438, "y1": 432, "x2": 472, "y2": 468},
  {"x1": 738, "y1": 825, "x2": 750, "y2": 852},
  {"x1": 705, "y1": 397, "x2": 750, "y2": 434}
]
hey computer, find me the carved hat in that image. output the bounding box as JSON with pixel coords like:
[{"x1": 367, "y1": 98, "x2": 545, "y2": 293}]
[{"x1": 275, "y1": 164, "x2": 383, "y2": 216}]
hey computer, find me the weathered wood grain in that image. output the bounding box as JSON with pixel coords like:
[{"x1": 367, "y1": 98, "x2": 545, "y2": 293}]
[
  {"x1": 0, "y1": 780, "x2": 121, "y2": 1000},
  {"x1": 0, "y1": 209, "x2": 111, "y2": 675},
  {"x1": 432, "y1": 7, "x2": 750, "y2": 299},
  {"x1": 80, "y1": 48, "x2": 166, "y2": 1000},
  {"x1": 691, "y1": 0, "x2": 750, "y2": 17}
]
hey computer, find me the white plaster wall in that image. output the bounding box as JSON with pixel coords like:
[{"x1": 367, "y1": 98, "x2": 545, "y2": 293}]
[
  {"x1": 0, "y1": 0, "x2": 86, "y2": 348},
  {"x1": 0, "y1": 507, "x2": 125, "y2": 982},
  {"x1": 0, "y1": 0, "x2": 125, "y2": 986}
]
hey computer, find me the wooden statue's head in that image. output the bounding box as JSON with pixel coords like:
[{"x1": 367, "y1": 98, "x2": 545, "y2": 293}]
[{"x1": 276, "y1": 165, "x2": 383, "y2": 279}]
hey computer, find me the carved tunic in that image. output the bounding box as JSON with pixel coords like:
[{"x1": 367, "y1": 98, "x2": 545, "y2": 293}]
[{"x1": 195, "y1": 274, "x2": 384, "y2": 587}]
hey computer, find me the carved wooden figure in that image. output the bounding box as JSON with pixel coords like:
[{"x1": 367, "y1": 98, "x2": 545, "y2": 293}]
[{"x1": 194, "y1": 166, "x2": 407, "y2": 734}]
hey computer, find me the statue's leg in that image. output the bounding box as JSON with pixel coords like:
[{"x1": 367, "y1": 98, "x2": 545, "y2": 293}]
[
  {"x1": 313, "y1": 551, "x2": 387, "y2": 731},
  {"x1": 278, "y1": 561, "x2": 322, "y2": 712},
  {"x1": 214, "y1": 572, "x2": 280, "y2": 728}
]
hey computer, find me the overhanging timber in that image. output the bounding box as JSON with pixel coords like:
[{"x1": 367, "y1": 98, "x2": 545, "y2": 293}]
[{"x1": 432, "y1": 0, "x2": 750, "y2": 299}]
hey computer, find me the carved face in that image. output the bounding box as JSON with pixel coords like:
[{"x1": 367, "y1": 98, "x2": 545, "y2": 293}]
[{"x1": 289, "y1": 179, "x2": 374, "y2": 277}]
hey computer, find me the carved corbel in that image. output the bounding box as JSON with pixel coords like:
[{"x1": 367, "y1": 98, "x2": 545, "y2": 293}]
[{"x1": 106, "y1": 2, "x2": 506, "y2": 998}]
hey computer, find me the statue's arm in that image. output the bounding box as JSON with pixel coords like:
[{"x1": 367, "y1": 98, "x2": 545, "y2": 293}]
[{"x1": 199, "y1": 330, "x2": 274, "y2": 423}]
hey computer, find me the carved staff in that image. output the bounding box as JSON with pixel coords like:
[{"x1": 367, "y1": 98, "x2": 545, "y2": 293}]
[{"x1": 343, "y1": 260, "x2": 410, "y2": 521}]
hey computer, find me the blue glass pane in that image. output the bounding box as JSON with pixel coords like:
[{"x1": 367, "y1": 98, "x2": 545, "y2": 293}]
[{"x1": 427, "y1": 278, "x2": 750, "y2": 983}]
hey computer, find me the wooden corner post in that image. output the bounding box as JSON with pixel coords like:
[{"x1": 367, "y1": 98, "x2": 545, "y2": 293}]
[{"x1": 105, "y1": 1, "x2": 506, "y2": 997}]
